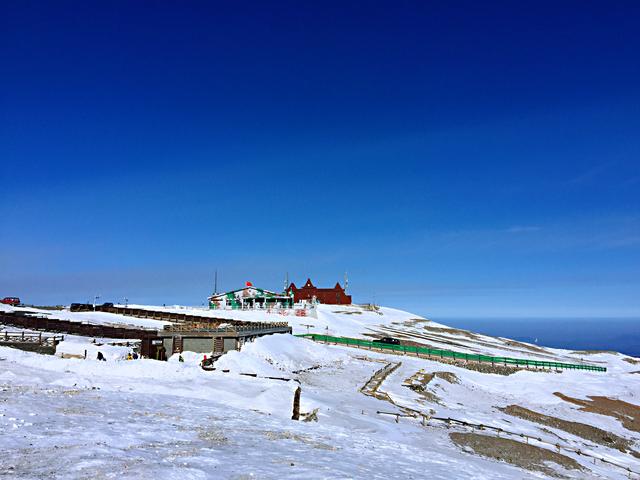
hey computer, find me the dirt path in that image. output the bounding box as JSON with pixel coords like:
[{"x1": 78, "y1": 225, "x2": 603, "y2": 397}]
[{"x1": 359, "y1": 360, "x2": 402, "y2": 402}]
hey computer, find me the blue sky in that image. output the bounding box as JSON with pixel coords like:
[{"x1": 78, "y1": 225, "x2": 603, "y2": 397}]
[{"x1": 1, "y1": 1, "x2": 639, "y2": 317}]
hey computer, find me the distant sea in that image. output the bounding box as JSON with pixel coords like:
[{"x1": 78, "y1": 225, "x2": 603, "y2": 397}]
[{"x1": 434, "y1": 317, "x2": 640, "y2": 358}]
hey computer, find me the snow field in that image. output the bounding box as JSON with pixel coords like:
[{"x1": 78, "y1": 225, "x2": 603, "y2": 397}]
[{"x1": 2, "y1": 302, "x2": 639, "y2": 478}]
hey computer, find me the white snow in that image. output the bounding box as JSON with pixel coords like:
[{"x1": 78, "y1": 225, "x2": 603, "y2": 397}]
[
  {"x1": 1, "y1": 302, "x2": 639, "y2": 479},
  {"x1": 215, "y1": 333, "x2": 350, "y2": 376}
]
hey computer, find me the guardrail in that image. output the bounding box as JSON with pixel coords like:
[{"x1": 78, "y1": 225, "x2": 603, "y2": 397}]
[
  {"x1": 163, "y1": 321, "x2": 290, "y2": 333},
  {"x1": 298, "y1": 334, "x2": 606, "y2": 372},
  {"x1": 89, "y1": 305, "x2": 233, "y2": 324},
  {"x1": 162, "y1": 323, "x2": 292, "y2": 336},
  {"x1": 1, "y1": 331, "x2": 64, "y2": 346},
  {"x1": 0, "y1": 312, "x2": 154, "y2": 340}
]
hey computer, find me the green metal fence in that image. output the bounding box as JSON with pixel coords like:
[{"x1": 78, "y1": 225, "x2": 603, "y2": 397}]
[{"x1": 297, "y1": 334, "x2": 606, "y2": 372}]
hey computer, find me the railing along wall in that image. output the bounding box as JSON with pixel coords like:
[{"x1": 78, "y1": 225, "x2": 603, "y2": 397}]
[
  {"x1": 299, "y1": 334, "x2": 606, "y2": 372},
  {"x1": 1, "y1": 331, "x2": 64, "y2": 346},
  {"x1": 0, "y1": 313, "x2": 154, "y2": 340}
]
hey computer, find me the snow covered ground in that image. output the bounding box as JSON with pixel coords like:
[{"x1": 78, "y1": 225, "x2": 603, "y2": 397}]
[
  {"x1": 1, "y1": 303, "x2": 639, "y2": 479},
  {"x1": 114, "y1": 302, "x2": 429, "y2": 337},
  {"x1": 0, "y1": 303, "x2": 170, "y2": 330}
]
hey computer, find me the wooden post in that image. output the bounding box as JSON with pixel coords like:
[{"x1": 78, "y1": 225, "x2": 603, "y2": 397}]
[{"x1": 292, "y1": 386, "x2": 301, "y2": 420}]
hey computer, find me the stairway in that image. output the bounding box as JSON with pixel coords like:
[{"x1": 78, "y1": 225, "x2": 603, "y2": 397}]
[{"x1": 172, "y1": 336, "x2": 183, "y2": 354}]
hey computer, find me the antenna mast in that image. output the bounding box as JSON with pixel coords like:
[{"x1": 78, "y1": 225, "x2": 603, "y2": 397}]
[
  {"x1": 214, "y1": 269, "x2": 218, "y2": 294},
  {"x1": 344, "y1": 271, "x2": 348, "y2": 292}
]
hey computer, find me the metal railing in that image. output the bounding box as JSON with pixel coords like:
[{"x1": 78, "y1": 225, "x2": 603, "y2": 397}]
[
  {"x1": 163, "y1": 322, "x2": 291, "y2": 334},
  {"x1": 298, "y1": 334, "x2": 606, "y2": 372}
]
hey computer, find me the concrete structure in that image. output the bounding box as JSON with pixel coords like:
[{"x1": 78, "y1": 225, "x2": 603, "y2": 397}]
[
  {"x1": 0, "y1": 331, "x2": 63, "y2": 355},
  {"x1": 287, "y1": 278, "x2": 352, "y2": 305},
  {"x1": 142, "y1": 322, "x2": 292, "y2": 360}
]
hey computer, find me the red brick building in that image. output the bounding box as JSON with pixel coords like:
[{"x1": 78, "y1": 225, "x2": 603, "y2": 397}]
[{"x1": 287, "y1": 278, "x2": 352, "y2": 305}]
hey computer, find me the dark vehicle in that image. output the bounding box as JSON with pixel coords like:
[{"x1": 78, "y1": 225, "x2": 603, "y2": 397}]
[
  {"x1": 372, "y1": 336, "x2": 400, "y2": 345},
  {"x1": 1, "y1": 297, "x2": 20, "y2": 306},
  {"x1": 70, "y1": 303, "x2": 92, "y2": 312},
  {"x1": 102, "y1": 302, "x2": 114, "y2": 308}
]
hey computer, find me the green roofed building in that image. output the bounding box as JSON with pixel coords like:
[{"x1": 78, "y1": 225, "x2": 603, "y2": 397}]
[{"x1": 208, "y1": 283, "x2": 294, "y2": 310}]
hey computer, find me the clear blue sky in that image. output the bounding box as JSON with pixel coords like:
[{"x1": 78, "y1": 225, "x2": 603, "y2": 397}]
[{"x1": 1, "y1": 1, "x2": 639, "y2": 317}]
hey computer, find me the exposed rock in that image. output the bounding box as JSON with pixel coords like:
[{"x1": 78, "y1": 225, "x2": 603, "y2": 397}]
[
  {"x1": 500, "y1": 404, "x2": 637, "y2": 455},
  {"x1": 554, "y1": 393, "x2": 640, "y2": 433},
  {"x1": 570, "y1": 350, "x2": 618, "y2": 355},
  {"x1": 433, "y1": 371, "x2": 459, "y2": 384},
  {"x1": 450, "y1": 432, "x2": 584, "y2": 478}
]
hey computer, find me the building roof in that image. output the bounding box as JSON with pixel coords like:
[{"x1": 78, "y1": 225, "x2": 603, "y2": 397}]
[
  {"x1": 208, "y1": 286, "x2": 287, "y2": 300},
  {"x1": 288, "y1": 278, "x2": 346, "y2": 292}
]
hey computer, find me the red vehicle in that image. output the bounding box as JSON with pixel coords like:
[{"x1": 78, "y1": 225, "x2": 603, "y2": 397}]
[{"x1": 1, "y1": 297, "x2": 20, "y2": 306}]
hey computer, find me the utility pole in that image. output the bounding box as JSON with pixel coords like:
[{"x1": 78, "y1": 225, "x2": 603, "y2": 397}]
[
  {"x1": 301, "y1": 323, "x2": 315, "y2": 334},
  {"x1": 214, "y1": 269, "x2": 218, "y2": 295}
]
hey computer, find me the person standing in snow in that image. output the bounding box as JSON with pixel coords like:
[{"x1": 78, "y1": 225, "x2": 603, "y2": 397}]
[{"x1": 97, "y1": 351, "x2": 106, "y2": 361}]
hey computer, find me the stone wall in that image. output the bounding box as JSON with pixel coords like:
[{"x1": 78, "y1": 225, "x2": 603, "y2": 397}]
[{"x1": 0, "y1": 342, "x2": 56, "y2": 355}]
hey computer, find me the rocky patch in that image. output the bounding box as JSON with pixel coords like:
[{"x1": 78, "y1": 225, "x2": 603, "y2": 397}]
[
  {"x1": 554, "y1": 393, "x2": 640, "y2": 433},
  {"x1": 500, "y1": 404, "x2": 638, "y2": 456},
  {"x1": 450, "y1": 432, "x2": 583, "y2": 478}
]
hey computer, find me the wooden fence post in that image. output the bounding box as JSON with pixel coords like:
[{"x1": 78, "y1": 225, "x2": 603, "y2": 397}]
[{"x1": 292, "y1": 386, "x2": 301, "y2": 420}]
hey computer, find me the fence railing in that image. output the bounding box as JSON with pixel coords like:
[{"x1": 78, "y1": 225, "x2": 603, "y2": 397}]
[
  {"x1": 1, "y1": 331, "x2": 64, "y2": 346},
  {"x1": 1, "y1": 312, "x2": 153, "y2": 340},
  {"x1": 163, "y1": 323, "x2": 292, "y2": 335},
  {"x1": 298, "y1": 334, "x2": 606, "y2": 372}
]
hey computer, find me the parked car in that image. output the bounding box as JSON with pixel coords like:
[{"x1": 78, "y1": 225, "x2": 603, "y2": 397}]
[
  {"x1": 102, "y1": 302, "x2": 114, "y2": 308},
  {"x1": 1, "y1": 297, "x2": 21, "y2": 306},
  {"x1": 372, "y1": 336, "x2": 400, "y2": 345},
  {"x1": 70, "y1": 303, "x2": 92, "y2": 312}
]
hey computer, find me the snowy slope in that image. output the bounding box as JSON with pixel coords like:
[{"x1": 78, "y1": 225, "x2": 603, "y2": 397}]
[
  {"x1": 109, "y1": 302, "x2": 443, "y2": 336},
  {"x1": 1, "y1": 303, "x2": 639, "y2": 479}
]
